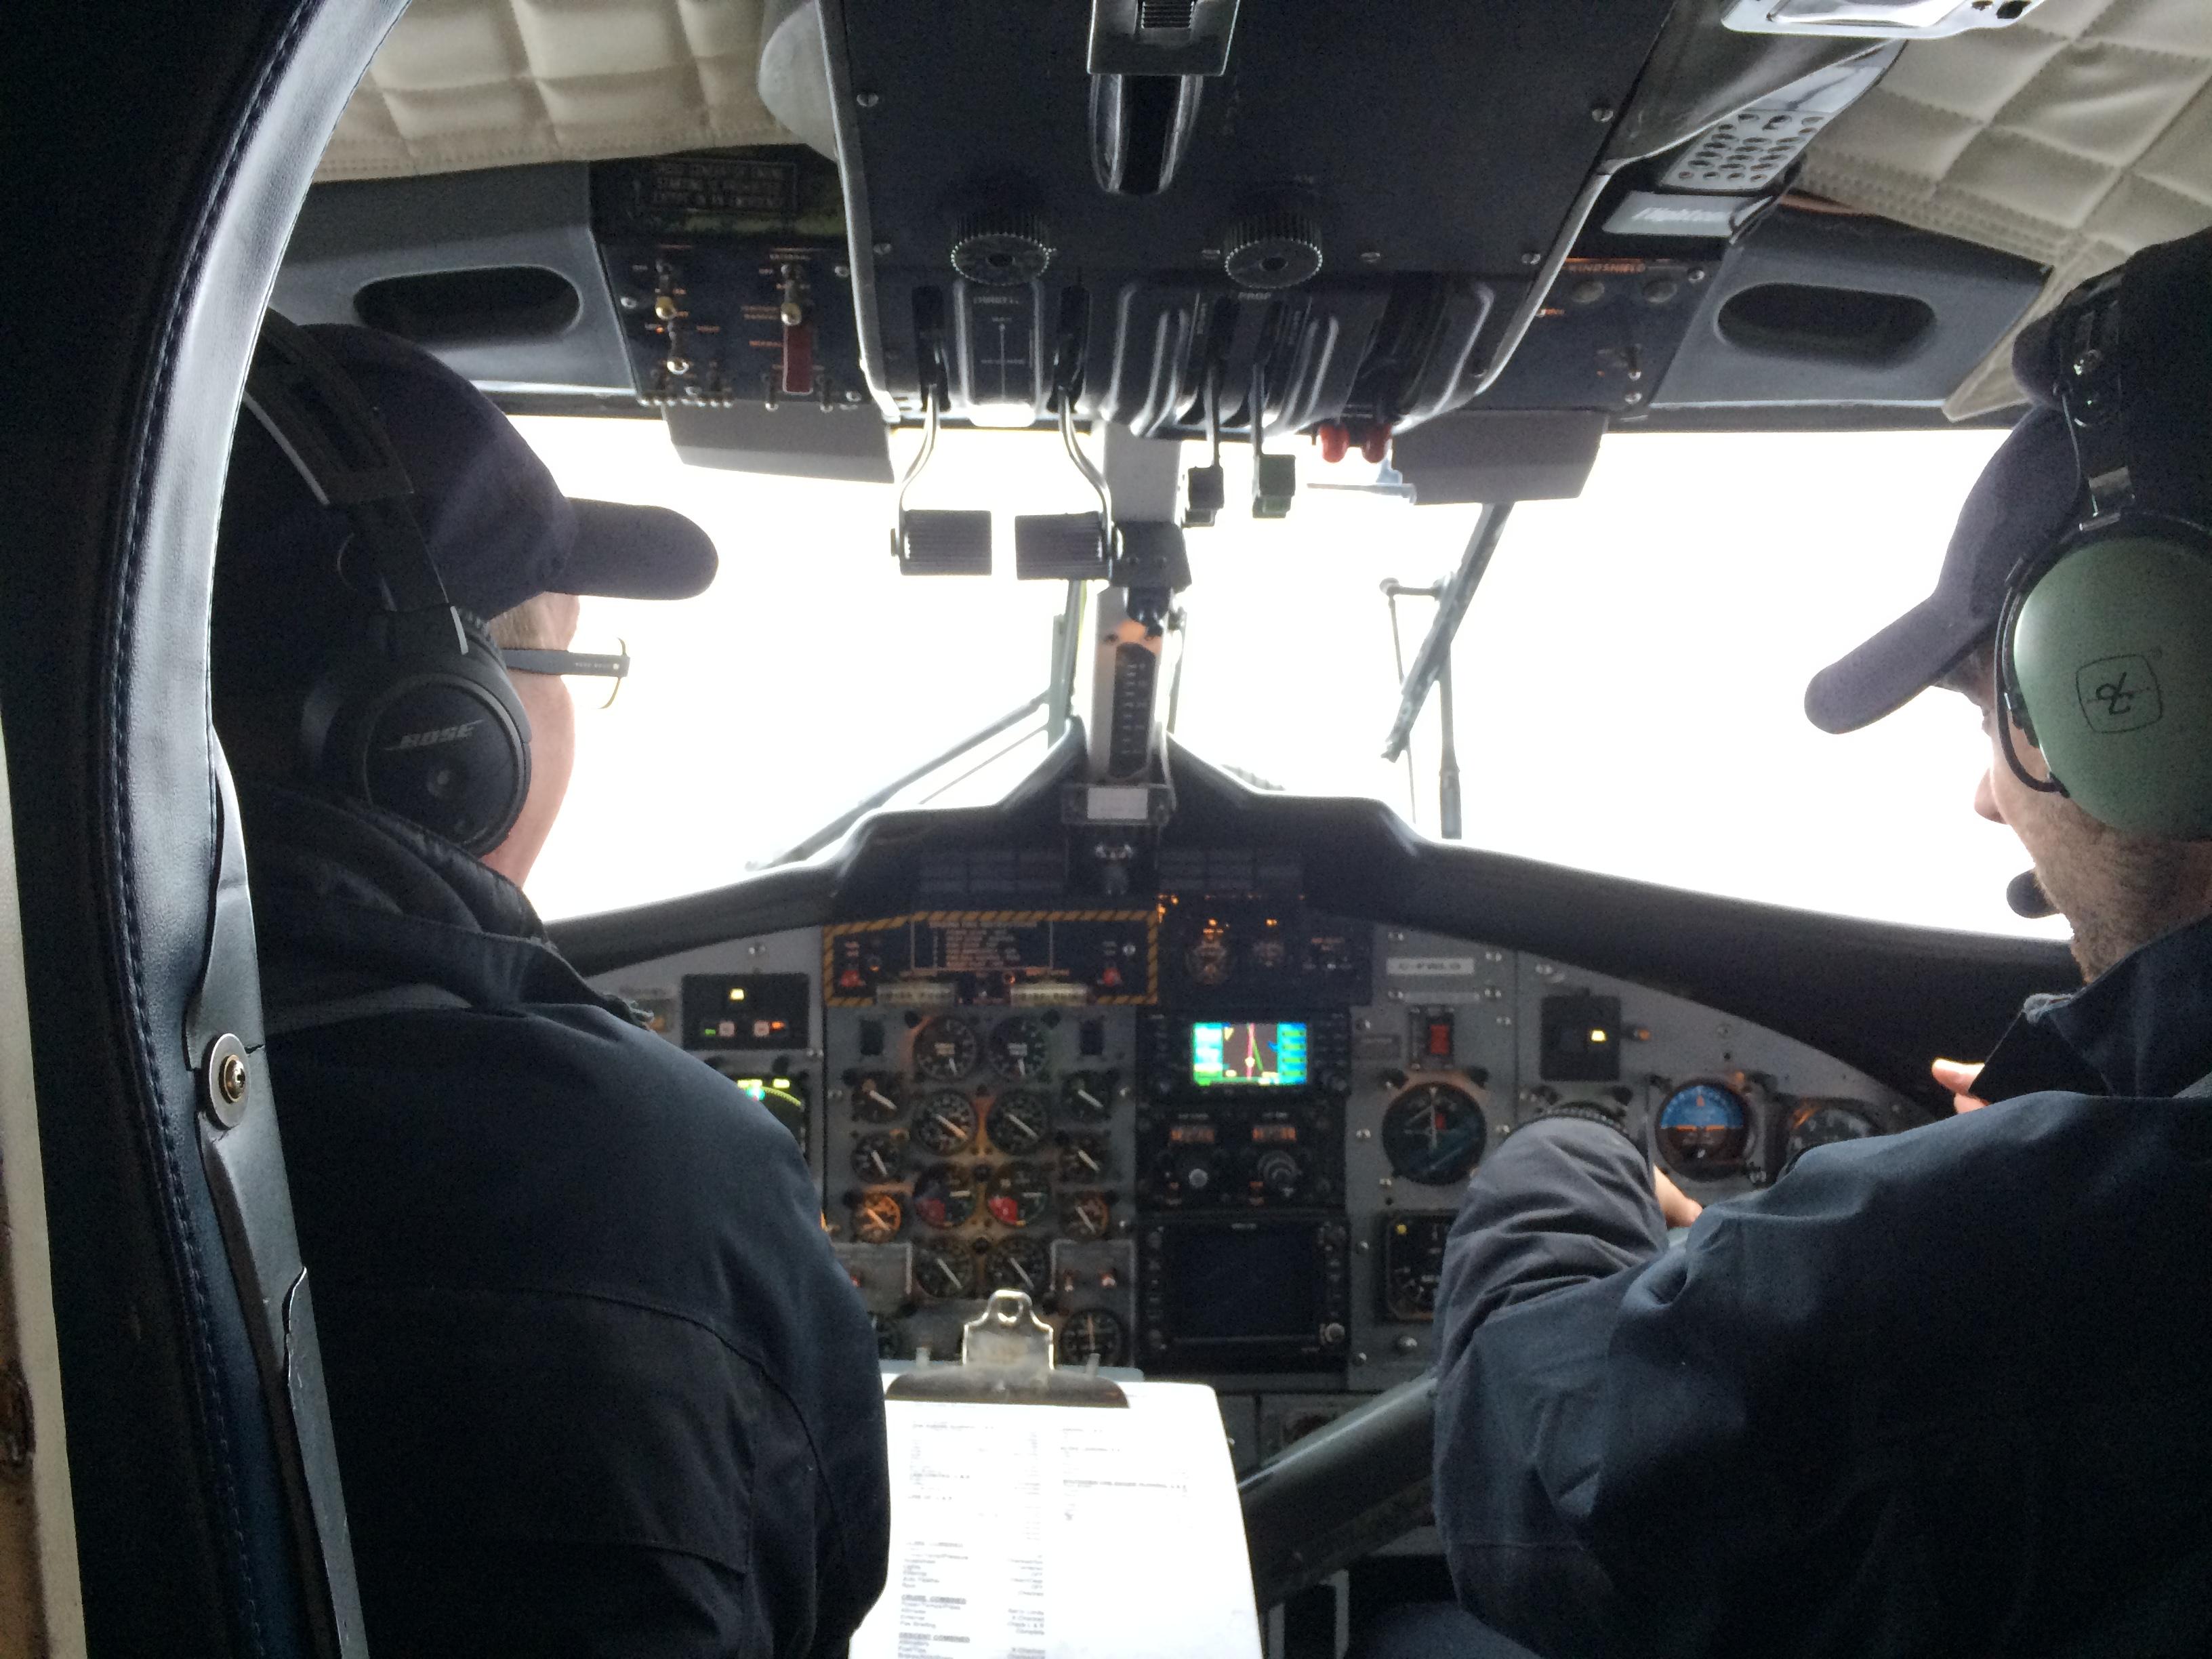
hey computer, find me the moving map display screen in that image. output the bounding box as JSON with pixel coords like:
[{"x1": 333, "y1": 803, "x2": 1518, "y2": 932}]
[{"x1": 1191, "y1": 1021, "x2": 1309, "y2": 1087}]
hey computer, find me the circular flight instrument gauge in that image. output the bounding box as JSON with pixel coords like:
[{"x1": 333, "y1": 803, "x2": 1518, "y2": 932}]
[
  {"x1": 1060, "y1": 1071, "x2": 1115, "y2": 1123},
  {"x1": 985, "y1": 1160, "x2": 1053, "y2": 1228},
  {"x1": 987, "y1": 1090, "x2": 1049, "y2": 1155},
  {"x1": 1783, "y1": 1102, "x2": 1880, "y2": 1175},
  {"x1": 849, "y1": 1071, "x2": 904, "y2": 1122},
  {"x1": 1057, "y1": 1309, "x2": 1126, "y2": 1368},
  {"x1": 1657, "y1": 1082, "x2": 1751, "y2": 1176},
  {"x1": 1061, "y1": 1191, "x2": 1113, "y2": 1241},
  {"x1": 1185, "y1": 930, "x2": 1233, "y2": 987},
  {"x1": 1057, "y1": 1134, "x2": 1111, "y2": 1183},
  {"x1": 910, "y1": 1163, "x2": 979, "y2": 1230},
  {"x1": 987, "y1": 1235, "x2": 1052, "y2": 1296},
  {"x1": 989, "y1": 1017, "x2": 1053, "y2": 1080},
  {"x1": 1380, "y1": 1083, "x2": 1488, "y2": 1186},
  {"x1": 914, "y1": 1241, "x2": 980, "y2": 1300},
  {"x1": 912, "y1": 1017, "x2": 981, "y2": 1083},
  {"x1": 912, "y1": 1091, "x2": 978, "y2": 1155},
  {"x1": 851, "y1": 1191, "x2": 904, "y2": 1244},
  {"x1": 849, "y1": 1131, "x2": 908, "y2": 1184}
]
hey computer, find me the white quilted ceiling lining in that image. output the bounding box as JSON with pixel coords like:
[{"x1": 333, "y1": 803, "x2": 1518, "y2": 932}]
[
  {"x1": 326, "y1": 1, "x2": 2212, "y2": 416},
  {"x1": 318, "y1": 0, "x2": 792, "y2": 183},
  {"x1": 1801, "y1": 0, "x2": 2212, "y2": 415}
]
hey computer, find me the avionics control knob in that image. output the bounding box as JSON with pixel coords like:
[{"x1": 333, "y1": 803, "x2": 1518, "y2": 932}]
[
  {"x1": 950, "y1": 212, "x2": 1055, "y2": 286},
  {"x1": 1254, "y1": 1149, "x2": 1301, "y2": 1200},
  {"x1": 1175, "y1": 1152, "x2": 1216, "y2": 1194},
  {"x1": 1221, "y1": 213, "x2": 1324, "y2": 291}
]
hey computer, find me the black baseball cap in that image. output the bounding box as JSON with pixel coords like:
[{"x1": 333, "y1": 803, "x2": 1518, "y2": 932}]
[
  {"x1": 215, "y1": 323, "x2": 716, "y2": 697},
  {"x1": 1803, "y1": 226, "x2": 2212, "y2": 735}
]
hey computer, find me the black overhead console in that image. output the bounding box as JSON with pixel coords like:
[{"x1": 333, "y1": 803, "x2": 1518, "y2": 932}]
[{"x1": 806, "y1": 0, "x2": 1681, "y2": 450}]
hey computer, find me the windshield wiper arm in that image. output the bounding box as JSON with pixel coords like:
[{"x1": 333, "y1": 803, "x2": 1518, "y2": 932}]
[
  {"x1": 1380, "y1": 501, "x2": 1514, "y2": 766},
  {"x1": 753, "y1": 690, "x2": 1051, "y2": 869}
]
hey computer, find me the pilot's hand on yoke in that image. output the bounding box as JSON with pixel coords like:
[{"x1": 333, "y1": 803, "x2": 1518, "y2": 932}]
[
  {"x1": 1931, "y1": 1057, "x2": 1988, "y2": 1113},
  {"x1": 1652, "y1": 1166, "x2": 1703, "y2": 1227}
]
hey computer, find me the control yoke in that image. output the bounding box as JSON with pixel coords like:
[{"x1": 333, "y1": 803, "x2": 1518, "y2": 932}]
[{"x1": 1239, "y1": 1374, "x2": 1438, "y2": 1611}]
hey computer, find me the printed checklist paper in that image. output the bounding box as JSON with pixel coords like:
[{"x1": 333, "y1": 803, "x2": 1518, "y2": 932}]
[{"x1": 851, "y1": 1382, "x2": 1261, "y2": 1659}]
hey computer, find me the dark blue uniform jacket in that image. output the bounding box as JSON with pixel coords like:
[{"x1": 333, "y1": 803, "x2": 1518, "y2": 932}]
[
  {"x1": 1433, "y1": 919, "x2": 2212, "y2": 1658},
  {"x1": 243, "y1": 783, "x2": 890, "y2": 1657}
]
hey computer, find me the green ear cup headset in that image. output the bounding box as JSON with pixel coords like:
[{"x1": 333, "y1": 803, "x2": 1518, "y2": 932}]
[
  {"x1": 1996, "y1": 271, "x2": 2212, "y2": 840},
  {"x1": 240, "y1": 313, "x2": 533, "y2": 853}
]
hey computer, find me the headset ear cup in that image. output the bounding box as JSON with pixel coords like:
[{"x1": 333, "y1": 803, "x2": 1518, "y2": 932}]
[
  {"x1": 304, "y1": 614, "x2": 533, "y2": 854},
  {"x1": 2012, "y1": 523, "x2": 2212, "y2": 838}
]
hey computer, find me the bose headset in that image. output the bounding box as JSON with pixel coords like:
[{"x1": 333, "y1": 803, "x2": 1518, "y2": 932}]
[
  {"x1": 239, "y1": 312, "x2": 533, "y2": 854},
  {"x1": 1994, "y1": 262, "x2": 2212, "y2": 841}
]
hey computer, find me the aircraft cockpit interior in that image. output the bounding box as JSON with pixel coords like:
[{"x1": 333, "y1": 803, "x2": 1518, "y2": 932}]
[{"x1": 10, "y1": 1, "x2": 2209, "y2": 1656}]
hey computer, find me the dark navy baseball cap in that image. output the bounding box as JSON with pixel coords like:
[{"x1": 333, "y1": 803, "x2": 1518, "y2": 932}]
[
  {"x1": 1805, "y1": 226, "x2": 2212, "y2": 735},
  {"x1": 216, "y1": 323, "x2": 715, "y2": 695},
  {"x1": 1802, "y1": 405, "x2": 2080, "y2": 733}
]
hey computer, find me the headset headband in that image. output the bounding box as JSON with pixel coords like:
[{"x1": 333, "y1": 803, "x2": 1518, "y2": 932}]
[
  {"x1": 2051, "y1": 272, "x2": 2136, "y2": 525},
  {"x1": 240, "y1": 312, "x2": 461, "y2": 627}
]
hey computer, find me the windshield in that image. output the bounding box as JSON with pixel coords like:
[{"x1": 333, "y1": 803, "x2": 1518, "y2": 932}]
[{"x1": 516, "y1": 415, "x2": 2057, "y2": 941}]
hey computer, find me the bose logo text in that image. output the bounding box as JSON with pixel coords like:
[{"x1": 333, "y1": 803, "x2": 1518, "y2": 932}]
[{"x1": 384, "y1": 720, "x2": 483, "y2": 752}]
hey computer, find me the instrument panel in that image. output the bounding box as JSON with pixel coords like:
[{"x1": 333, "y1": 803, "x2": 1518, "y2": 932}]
[{"x1": 595, "y1": 891, "x2": 1927, "y2": 1409}]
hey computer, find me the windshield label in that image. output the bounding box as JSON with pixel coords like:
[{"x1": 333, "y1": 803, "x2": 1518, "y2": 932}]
[{"x1": 1387, "y1": 956, "x2": 1477, "y2": 977}]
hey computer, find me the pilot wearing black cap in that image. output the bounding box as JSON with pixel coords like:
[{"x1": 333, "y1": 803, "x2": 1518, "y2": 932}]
[
  {"x1": 213, "y1": 321, "x2": 888, "y2": 1656},
  {"x1": 1404, "y1": 230, "x2": 2212, "y2": 1659}
]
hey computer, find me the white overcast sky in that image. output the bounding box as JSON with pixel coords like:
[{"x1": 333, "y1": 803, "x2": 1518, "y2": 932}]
[{"x1": 512, "y1": 414, "x2": 2064, "y2": 947}]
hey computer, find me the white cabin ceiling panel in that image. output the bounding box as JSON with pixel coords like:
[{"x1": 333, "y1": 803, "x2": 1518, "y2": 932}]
[
  {"x1": 1802, "y1": 0, "x2": 2212, "y2": 415},
  {"x1": 318, "y1": 0, "x2": 792, "y2": 183}
]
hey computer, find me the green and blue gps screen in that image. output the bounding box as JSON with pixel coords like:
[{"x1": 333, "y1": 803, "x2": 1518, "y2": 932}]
[{"x1": 1191, "y1": 1021, "x2": 1309, "y2": 1086}]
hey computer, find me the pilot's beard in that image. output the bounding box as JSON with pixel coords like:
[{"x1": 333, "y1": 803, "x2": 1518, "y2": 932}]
[{"x1": 2037, "y1": 821, "x2": 2205, "y2": 983}]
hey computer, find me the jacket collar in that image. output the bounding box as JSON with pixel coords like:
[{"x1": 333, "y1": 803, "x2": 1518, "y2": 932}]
[
  {"x1": 240, "y1": 781, "x2": 628, "y2": 1019},
  {"x1": 1978, "y1": 910, "x2": 2212, "y2": 1101}
]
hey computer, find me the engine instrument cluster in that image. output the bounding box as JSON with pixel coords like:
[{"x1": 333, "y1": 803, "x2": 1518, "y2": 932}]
[{"x1": 598, "y1": 874, "x2": 1926, "y2": 1410}]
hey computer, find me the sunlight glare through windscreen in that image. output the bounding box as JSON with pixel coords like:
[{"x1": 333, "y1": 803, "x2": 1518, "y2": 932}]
[{"x1": 514, "y1": 414, "x2": 2064, "y2": 945}]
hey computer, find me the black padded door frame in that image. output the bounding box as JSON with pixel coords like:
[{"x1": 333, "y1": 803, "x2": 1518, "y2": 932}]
[{"x1": 1, "y1": 3, "x2": 404, "y2": 1654}]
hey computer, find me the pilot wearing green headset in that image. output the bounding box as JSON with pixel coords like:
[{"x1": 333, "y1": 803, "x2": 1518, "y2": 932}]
[
  {"x1": 1399, "y1": 228, "x2": 2212, "y2": 1659},
  {"x1": 1812, "y1": 224, "x2": 2212, "y2": 988}
]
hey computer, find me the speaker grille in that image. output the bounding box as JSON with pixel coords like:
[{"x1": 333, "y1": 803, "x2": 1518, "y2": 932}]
[{"x1": 1663, "y1": 108, "x2": 1830, "y2": 192}]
